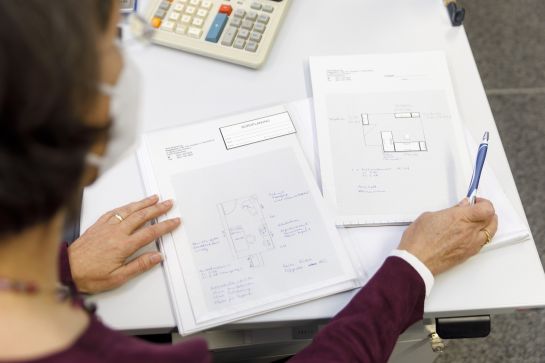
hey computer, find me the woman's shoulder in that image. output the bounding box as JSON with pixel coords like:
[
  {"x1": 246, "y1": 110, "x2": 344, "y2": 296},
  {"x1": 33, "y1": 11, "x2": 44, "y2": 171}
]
[{"x1": 29, "y1": 315, "x2": 211, "y2": 363}]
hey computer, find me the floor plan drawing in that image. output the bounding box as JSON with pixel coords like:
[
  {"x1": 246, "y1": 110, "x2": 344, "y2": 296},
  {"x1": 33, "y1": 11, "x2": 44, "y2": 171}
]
[
  {"x1": 164, "y1": 143, "x2": 357, "y2": 328},
  {"x1": 361, "y1": 112, "x2": 428, "y2": 153},
  {"x1": 317, "y1": 88, "x2": 460, "y2": 224},
  {"x1": 217, "y1": 196, "x2": 274, "y2": 267}
]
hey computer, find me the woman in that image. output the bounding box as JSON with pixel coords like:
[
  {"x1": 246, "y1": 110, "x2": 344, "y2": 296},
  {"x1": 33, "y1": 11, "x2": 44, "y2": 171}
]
[{"x1": 0, "y1": 1, "x2": 497, "y2": 362}]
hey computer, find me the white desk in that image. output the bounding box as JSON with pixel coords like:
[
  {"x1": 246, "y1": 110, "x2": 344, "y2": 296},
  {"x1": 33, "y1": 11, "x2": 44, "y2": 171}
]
[{"x1": 82, "y1": 0, "x2": 545, "y2": 334}]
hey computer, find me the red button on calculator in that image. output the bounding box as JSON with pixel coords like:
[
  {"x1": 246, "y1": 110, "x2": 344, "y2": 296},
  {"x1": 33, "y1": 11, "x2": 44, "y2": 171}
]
[{"x1": 219, "y1": 4, "x2": 232, "y2": 15}]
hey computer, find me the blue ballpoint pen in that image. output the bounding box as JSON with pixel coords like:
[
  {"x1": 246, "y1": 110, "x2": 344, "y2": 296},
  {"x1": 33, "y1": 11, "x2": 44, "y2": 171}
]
[{"x1": 467, "y1": 132, "x2": 489, "y2": 205}]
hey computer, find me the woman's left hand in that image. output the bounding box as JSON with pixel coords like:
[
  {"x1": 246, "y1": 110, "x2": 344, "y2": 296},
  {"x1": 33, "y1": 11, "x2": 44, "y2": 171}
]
[{"x1": 67, "y1": 195, "x2": 181, "y2": 294}]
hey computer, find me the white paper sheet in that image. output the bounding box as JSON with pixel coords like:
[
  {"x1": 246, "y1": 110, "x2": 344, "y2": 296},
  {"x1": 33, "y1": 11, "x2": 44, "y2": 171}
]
[
  {"x1": 137, "y1": 104, "x2": 359, "y2": 335},
  {"x1": 310, "y1": 52, "x2": 473, "y2": 226}
]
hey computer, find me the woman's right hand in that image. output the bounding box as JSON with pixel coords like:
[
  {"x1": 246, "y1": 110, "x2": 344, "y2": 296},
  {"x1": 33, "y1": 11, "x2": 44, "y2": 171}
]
[{"x1": 398, "y1": 198, "x2": 498, "y2": 276}]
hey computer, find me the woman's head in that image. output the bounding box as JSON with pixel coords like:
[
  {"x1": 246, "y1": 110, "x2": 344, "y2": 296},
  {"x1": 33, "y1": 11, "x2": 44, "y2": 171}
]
[{"x1": 0, "y1": 0, "x2": 119, "y2": 237}]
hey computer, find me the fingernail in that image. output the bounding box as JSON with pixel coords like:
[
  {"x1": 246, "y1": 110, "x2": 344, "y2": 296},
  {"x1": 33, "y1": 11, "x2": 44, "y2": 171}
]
[
  {"x1": 173, "y1": 217, "x2": 182, "y2": 224},
  {"x1": 148, "y1": 194, "x2": 159, "y2": 201},
  {"x1": 162, "y1": 199, "x2": 173, "y2": 207},
  {"x1": 151, "y1": 253, "x2": 163, "y2": 263}
]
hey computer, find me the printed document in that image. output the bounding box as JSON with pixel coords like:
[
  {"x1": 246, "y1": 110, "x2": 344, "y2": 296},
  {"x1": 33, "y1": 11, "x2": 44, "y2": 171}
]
[
  {"x1": 310, "y1": 52, "x2": 473, "y2": 226},
  {"x1": 137, "y1": 104, "x2": 360, "y2": 335}
]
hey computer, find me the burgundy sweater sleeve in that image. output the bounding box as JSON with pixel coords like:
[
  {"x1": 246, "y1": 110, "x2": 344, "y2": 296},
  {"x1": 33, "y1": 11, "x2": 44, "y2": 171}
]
[{"x1": 291, "y1": 256, "x2": 426, "y2": 363}]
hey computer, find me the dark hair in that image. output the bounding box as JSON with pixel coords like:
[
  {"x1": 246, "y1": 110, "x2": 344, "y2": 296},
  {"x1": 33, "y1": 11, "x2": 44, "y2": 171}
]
[{"x1": 0, "y1": 0, "x2": 113, "y2": 236}]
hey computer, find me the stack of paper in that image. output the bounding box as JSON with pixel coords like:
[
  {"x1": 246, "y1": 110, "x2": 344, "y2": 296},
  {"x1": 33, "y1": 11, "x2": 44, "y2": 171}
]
[
  {"x1": 132, "y1": 51, "x2": 529, "y2": 335},
  {"x1": 137, "y1": 105, "x2": 361, "y2": 335}
]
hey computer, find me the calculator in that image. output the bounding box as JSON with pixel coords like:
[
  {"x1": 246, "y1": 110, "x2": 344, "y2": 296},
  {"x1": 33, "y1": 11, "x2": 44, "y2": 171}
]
[{"x1": 143, "y1": 0, "x2": 291, "y2": 68}]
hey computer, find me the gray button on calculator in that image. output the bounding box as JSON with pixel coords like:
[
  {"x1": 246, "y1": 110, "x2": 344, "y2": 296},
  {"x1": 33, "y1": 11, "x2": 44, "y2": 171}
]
[
  {"x1": 233, "y1": 9, "x2": 246, "y2": 18},
  {"x1": 257, "y1": 14, "x2": 270, "y2": 24},
  {"x1": 253, "y1": 22, "x2": 266, "y2": 33},
  {"x1": 245, "y1": 41, "x2": 258, "y2": 52},
  {"x1": 221, "y1": 27, "x2": 238, "y2": 46},
  {"x1": 241, "y1": 20, "x2": 254, "y2": 30},
  {"x1": 249, "y1": 31, "x2": 262, "y2": 42},
  {"x1": 233, "y1": 38, "x2": 246, "y2": 49},
  {"x1": 246, "y1": 11, "x2": 257, "y2": 21},
  {"x1": 250, "y1": 2, "x2": 262, "y2": 10},
  {"x1": 159, "y1": 0, "x2": 170, "y2": 9},
  {"x1": 230, "y1": 17, "x2": 242, "y2": 28},
  {"x1": 237, "y1": 28, "x2": 250, "y2": 39},
  {"x1": 262, "y1": 5, "x2": 274, "y2": 13}
]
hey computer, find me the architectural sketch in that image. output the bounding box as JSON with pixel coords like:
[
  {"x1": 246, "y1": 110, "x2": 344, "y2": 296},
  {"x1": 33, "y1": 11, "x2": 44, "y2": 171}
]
[
  {"x1": 361, "y1": 112, "x2": 428, "y2": 153},
  {"x1": 217, "y1": 196, "x2": 274, "y2": 268}
]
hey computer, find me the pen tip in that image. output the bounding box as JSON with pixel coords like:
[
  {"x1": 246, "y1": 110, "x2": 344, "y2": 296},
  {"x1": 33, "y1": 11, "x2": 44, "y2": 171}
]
[{"x1": 483, "y1": 131, "x2": 489, "y2": 141}]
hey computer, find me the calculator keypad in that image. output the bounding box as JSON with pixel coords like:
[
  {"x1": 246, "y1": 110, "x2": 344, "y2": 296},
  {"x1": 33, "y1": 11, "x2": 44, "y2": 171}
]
[
  {"x1": 152, "y1": 0, "x2": 211, "y2": 39},
  {"x1": 150, "y1": 0, "x2": 276, "y2": 54}
]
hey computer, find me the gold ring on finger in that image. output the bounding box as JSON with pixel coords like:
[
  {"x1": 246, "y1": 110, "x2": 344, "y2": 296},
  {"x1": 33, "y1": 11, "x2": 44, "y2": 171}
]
[
  {"x1": 482, "y1": 228, "x2": 492, "y2": 245},
  {"x1": 113, "y1": 212, "x2": 124, "y2": 222}
]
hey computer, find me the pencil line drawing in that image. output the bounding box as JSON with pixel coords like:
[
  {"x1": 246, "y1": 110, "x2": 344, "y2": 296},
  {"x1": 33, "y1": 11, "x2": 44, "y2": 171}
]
[
  {"x1": 361, "y1": 112, "x2": 428, "y2": 153},
  {"x1": 217, "y1": 195, "x2": 274, "y2": 268}
]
